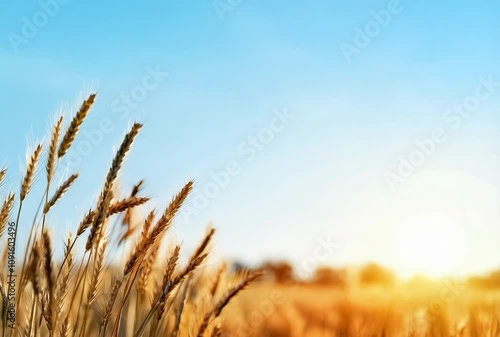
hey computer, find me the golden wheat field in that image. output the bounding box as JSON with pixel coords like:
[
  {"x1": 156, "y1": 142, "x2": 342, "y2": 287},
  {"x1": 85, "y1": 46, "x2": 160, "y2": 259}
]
[
  {"x1": 2, "y1": 0, "x2": 499, "y2": 335},
  {"x1": 0, "y1": 94, "x2": 499, "y2": 337},
  {"x1": 223, "y1": 282, "x2": 500, "y2": 337}
]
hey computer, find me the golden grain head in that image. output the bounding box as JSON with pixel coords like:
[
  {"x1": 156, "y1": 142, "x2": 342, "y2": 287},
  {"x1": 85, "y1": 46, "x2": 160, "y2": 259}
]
[
  {"x1": 44, "y1": 173, "x2": 79, "y2": 214},
  {"x1": 21, "y1": 143, "x2": 43, "y2": 201},
  {"x1": 58, "y1": 93, "x2": 96, "y2": 158},
  {"x1": 0, "y1": 193, "x2": 15, "y2": 237},
  {"x1": 47, "y1": 116, "x2": 64, "y2": 183}
]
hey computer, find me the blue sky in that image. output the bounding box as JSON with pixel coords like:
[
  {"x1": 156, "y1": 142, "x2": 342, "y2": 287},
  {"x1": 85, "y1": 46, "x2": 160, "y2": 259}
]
[{"x1": 0, "y1": 0, "x2": 499, "y2": 276}]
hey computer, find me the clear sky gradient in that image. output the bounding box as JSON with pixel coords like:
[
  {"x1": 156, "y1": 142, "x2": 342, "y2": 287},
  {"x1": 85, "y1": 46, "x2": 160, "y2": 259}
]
[{"x1": 0, "y1": 0, "x2": 499, "y2": 277}]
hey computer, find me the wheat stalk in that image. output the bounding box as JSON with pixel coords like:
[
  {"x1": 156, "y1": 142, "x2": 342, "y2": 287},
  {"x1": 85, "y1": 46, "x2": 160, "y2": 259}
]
[
  {"x1": 47, "y1": 116, "x2": 63, "y2": 183},
  {"x1": 44, "y1": 173, "x2": 78, "y2": 214},
  {"x1": 87, "y1": 123, "x2": 142, "y2": 252},
  {"x1": 58, "y1": 94, "x2": 96, "y2": 158}
]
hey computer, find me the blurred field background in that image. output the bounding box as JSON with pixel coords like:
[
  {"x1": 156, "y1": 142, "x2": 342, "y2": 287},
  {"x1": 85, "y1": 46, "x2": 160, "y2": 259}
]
[{"x1": 221, "y1": 262, "x2": 500, "y2": 336}]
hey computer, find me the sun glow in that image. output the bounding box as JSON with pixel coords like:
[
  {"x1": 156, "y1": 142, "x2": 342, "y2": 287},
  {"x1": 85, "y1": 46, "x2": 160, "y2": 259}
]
[{"x1": 396, "y1": 212, "x2": 467, "y2": 278}]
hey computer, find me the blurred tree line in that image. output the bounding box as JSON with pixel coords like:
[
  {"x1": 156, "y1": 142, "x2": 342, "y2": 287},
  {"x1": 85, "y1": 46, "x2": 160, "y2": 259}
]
[
  {"x1": 233, "y1": 261, "x2": 500, "y2": 289},
  {"x1": 237, "y1": 261, "x2": 396, "y2": 287}
]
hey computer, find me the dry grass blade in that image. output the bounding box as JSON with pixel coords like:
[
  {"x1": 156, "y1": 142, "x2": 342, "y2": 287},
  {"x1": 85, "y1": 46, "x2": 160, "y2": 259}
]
[
  {"x1": 58, "y1": 93, "x2": 96, "y2": 158},
  {"x1": 44, "y1": 173, "x2": 78, "y2": 214},
  {"x1": 21, "y1": 143, "x2": 43, "y2": 201},
  {"x1": 47, "y1": 116, "x2": 63, "y2": 182}
]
